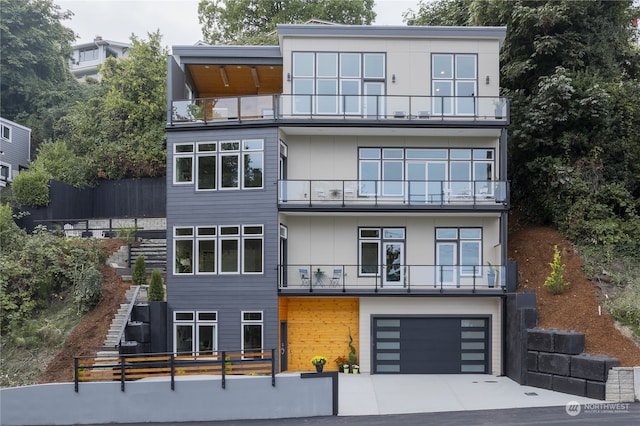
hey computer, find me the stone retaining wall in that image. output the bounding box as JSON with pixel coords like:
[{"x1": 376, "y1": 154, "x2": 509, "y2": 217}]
[{"x1": 526, "y1": 328, "x2": 619, "y2": 400}]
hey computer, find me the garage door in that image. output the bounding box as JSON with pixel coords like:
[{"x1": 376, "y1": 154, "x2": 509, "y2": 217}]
[{"x1": 373, "y1": 317, "x2": 489, "y2": 374}]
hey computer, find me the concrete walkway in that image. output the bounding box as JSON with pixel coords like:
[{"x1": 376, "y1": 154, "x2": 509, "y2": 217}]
[{"x1": 338, "y1": 374, "x2": 601, "y2": 416}]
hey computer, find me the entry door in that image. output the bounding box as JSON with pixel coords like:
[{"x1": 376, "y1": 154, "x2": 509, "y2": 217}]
[
  {"x1": 436, "y1": 242, "x2": 457, "y2": 287},
  {"x1": 383, "y1": 242, "x2": 404, "y2": 286},
  {"x1": 407, "y1": 162, "x2": 447, "y2": 204}
]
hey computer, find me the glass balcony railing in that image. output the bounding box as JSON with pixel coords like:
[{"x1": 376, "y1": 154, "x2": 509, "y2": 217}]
[
  {"x1": 169, "y1": 95, "x2": 509, "y2": 125},
  {"x1": 278, "y1": 179, "x2": 509, "y2": 207},
  {"x1": 278, "y1": 264, "x2": 506, "y2": 294}
]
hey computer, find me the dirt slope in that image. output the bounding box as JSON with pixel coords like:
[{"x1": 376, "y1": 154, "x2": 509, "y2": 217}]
[{"x1": 509, "y1": 226, "x2": 640, "y2": 366}]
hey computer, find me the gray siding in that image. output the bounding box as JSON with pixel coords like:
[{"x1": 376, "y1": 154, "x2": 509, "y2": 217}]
[
  {"x1": 0, "y1": 118, "x2": 31, "y2": 179},
  {"x1": 165, "y1": 126, "x2": 280, "y2": 354}
]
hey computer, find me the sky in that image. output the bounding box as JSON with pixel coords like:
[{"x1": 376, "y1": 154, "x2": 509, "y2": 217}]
[{"x1": 55, "y1": 0, "x2": 423, "y2": 47}]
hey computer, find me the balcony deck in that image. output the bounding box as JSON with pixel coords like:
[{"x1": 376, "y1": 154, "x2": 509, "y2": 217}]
[
  {"x1": 169, "y1": 94, "x2": 509, "y2": 127},
  {"x1": 278, "y1": 180, "x2": 509, "y2": 211},
  {"x1": 279, "y1": 264, "x2": 506, "y2": 296}
]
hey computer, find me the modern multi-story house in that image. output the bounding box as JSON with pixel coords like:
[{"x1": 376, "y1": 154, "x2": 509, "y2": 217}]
[
  {"x1": 0, "y1": 117, "x2": 31, "y2": 187},
  {"x1": 165, "y1": 24, "x2": 510, "y2": 375},
  {"x1": 69, "y1": 36, "x2": 131, "y2": 81}
]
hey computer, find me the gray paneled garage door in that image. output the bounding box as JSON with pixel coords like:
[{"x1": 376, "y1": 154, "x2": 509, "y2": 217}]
[{"x1": 373, "y1": 316, "x2": 489, "y2": 374}]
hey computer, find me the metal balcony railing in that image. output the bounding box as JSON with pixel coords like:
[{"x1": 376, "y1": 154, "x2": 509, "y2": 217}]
[
  {"x1": 278, "y1": 180, "x2": 509, "y2": 208},
  {"x1": 169, "y1": 95, "x2": 509, "y2": 125},
  {"x1": 278, "y1": 264, "x2": 506, "y2": 294}
]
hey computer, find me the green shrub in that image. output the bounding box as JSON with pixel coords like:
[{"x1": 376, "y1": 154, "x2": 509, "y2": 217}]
[
  {"x1": 116, "y1": 224, "x2": 138, "y2": 243},
  {"x1": 605, "y1": 283, "x2": 640, "y2": 330},
  {"x1": 131, "y1": 255, "x2": 147, "y2": 286},
  {"x1": 11, "y1": 168, "x2": 51, "y2": 207},
  {"x1": 74, "y1": 267, "x2": 102, "y2": 313},
  {"x1": 544, "y1": 245, "x2": 570, "y2": 295},
  {"x1": 148, "y1": 269, "x2": 164, "y2": 301}
]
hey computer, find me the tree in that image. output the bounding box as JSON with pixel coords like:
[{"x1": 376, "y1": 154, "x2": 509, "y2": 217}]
[
  {"x1": 148, "y1": 269, "x2": 165, "y2": 301},
  {"x1": 131, "y1": 255, "x2": 147, "y2": 287},
  {"x1": 198, "y1": 0, "x2": 376, "y2": 45},
  {"x1": 403, "y1": 0, "x2": 472, "y2": 26},
  {"x1": 59, "y1": 31, "x2": 168, "y2": 180},
  {"x1": 0, "y1": 0, "x2": 76, "y2": 120}
]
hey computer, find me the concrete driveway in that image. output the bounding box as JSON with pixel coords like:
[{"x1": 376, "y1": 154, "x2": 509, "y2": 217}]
[{"x1": 338, "y1": 374, "x2": 601, "y2": 416}]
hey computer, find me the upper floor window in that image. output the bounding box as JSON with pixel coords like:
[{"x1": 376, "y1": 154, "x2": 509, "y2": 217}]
[
  {"x1": 174, "y1": 225, "x2": 263, "y2": 275},
  {"x1": 1, "y1": 124, "x2": 11, "y2": 142},
  {"x1": 78, "y1": 47, "x2": 99, "y2": 62},
  {"x1": 432, "y1": 54, "x2": 477, "y2": 115},
  {"x1": 358, "y1": 147, "x2": 494, "y2": 201},
  {"x1": 359, "y1": 227, "x2": 405, "y2": 287},
  {"x1": 292, "y1": 52, "x2": 385, "y2": 115},
  {"x1": 174, "y1": 139, "x2": 264, "y2": 190},
  {"x1": 435, "y1": 228, "x2": 482, "y2": 285}
]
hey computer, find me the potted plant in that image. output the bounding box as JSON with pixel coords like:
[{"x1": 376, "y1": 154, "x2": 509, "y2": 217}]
[
  {"x1": 493, "y1": 99, "x2": 504, "y2": 119},
  {"x1": 334, "y1": 355, "x2": 348, "y2": 373},
  {"x1": 311, "y1": 355, "x2": 327, "y2": 373},
  {"x1": 487, "y1": 262, "x2": 496, "y2": 288},
  {"x1": 347, "y1": 330, "x2": 358, "y2": 373}
]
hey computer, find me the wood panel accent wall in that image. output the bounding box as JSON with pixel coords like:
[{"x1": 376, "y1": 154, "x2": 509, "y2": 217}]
[{"x1": 279, "y1": 298, "x2": 359, "y2": 372}]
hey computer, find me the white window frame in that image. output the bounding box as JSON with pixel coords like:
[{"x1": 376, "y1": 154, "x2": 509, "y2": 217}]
[
  {"x1": 219, "y1": 226, "x2": 240, "y2": 274},
  {"x1": 173, "y1": 143, "x2": 194, "y2": 185},
  {"x1": 242, "y1": 139, "x2": 264, "y2": 189},
  {"x1": 173, "y1": 227, "x2": 194, "y2": 275},
  {"x1": 242, "y1": 225, "x2": 264, "y2": 274},
  {"x1": 196, "y1": 226, "x2": 217, "y2": 274},
  {"x1": 1, "y1": 124, "x2": 11, "y2": 142},
  {"x1": 196, "y1": 142, "x2": 217, "y2": 191},
  {"x1": 241, "y1": 311, "x2": 263, "y2": 359},
  {"x1": 173, "y1": 311, "x2": 218, "y2": 356}
]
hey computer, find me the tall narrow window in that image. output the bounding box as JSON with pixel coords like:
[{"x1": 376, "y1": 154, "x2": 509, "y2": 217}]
[
  {"x1": 174, "y1": 144, "x2": 194, "y2": 184},
  {"x1": 174, "y1": 227, "x2": 194, "y2": 274},
  {"x1": 197, "y1": 227, "x2": 216, "y2": 273},
  {"x1": 197, "y1": 142, "x2": 216, "y2": 190},
  {"x1": 242, "y1": 311, "x2": 263, "y2": 358},
  {"x1": 242, "y1": 225, "x2": 263, "y2": 273},
  {"x1": 242, "y1": 139, "x2": 263, "y2": 189},
  {"x1": 220, "y1": 226, "x2": 239, "y2": 273},
  {"x1": 1, "y1": 124, "x2": 11, "y2": 141},
  {"x1": 220, "y1": 141, "x2": 240, "y2": 189}
]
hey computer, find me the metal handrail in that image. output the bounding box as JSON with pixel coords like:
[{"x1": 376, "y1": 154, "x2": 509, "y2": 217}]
[{"x1": 114, "y1": 285, "x2": 141, "y2": 348}]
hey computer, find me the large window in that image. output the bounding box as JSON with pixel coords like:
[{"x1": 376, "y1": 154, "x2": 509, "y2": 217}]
[
  {"x1": 0, "y1": 163, "x2": 10, "y2": 183},
  {"x1": 173, "y1": 311, "x2": 217, "y2": 355},
  {"x1": 292, "y1": 52, "x2": 385, "y2": 115},
  {"x1": 78, "y1": 47, "x2": 99, "y2": 62},
  {"x1": 432, "y1": 54, "x2": 477, "y2": 115},
  {"x1": 241, "y1": 311, "x2": 263, "y2": 358},
  {"x1": 174, "y1": 139, "x2": 264, "y2": 190},
  {"x1": 358, "y1": 147, "x2": 494, "y2": 200},
  {"x1": 174, "y1": 225, "x2": 264, "y2": 275},
  {"x1": 359, "y1": 227, "x2": 405, "y2": 286}
]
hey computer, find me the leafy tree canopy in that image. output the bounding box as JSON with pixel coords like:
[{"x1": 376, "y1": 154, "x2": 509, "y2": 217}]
[
  {"x1": 198, "y1": 0, "x2": 376, "y2": 45},
  {"x1": 0, "y1": 0, "x2": 76, "y2": 120}
]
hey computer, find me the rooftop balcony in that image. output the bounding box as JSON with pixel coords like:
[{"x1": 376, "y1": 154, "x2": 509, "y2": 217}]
[
  {"x1": 169, "y1": 94, "x2": 509, "y2": 126},
  {"x1": 278, "y1": 264, "x2": 507, "y2": 295},
  {"x1": 278, "y1": 179, "x2": 509, "y2": 210}
]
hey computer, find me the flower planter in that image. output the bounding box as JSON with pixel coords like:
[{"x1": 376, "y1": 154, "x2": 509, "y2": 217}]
[{"x1": 315, "y1": 364, "x2": 324, "y2": 373}]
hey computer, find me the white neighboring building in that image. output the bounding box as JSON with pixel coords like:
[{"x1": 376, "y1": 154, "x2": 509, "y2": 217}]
[
  {"x1": 69, "y1": 36, "x2": 131, "y2": 81},
  {"x1": 0, "y1": 117, "x2": 31, "y2": 187}
]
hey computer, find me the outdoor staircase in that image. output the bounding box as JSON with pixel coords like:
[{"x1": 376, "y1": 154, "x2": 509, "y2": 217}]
[
  {"x1": 95, "y1": 285, "x2": 148, "y2": 361},
  {"x1": 107, "y1": 239, "x2": 167, "y2": 281}
]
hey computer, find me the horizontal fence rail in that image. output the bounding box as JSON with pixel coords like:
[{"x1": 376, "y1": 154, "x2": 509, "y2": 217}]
[
  {"x1": 278, "y1": 179, "x2": 509, "y2": 208},
  {"x1": 170, "y1": 94, "x2": 509, "y2": 125},
  {"x1": 74, "y1": 349, "x2": 276, "y2": 392},
  {"x1": 278, "y1": 264, "x2": 506, "y2": 294}
]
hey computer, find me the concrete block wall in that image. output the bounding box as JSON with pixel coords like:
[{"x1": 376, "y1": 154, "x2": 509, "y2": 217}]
[
  {"x1": 606, "y1": 367, "x2": 636, "y2": 403},
  {"x1": 526, "y1": 328, "x2": 619, "y2": 400}
]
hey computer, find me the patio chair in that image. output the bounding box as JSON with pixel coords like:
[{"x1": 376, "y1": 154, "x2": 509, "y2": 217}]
[
  {"x1": 299, "y1": 268, "x2": 310, "y2": 287},
  {"x1": 329, "y1": 268, "x2": 342, "y2": 287}
]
